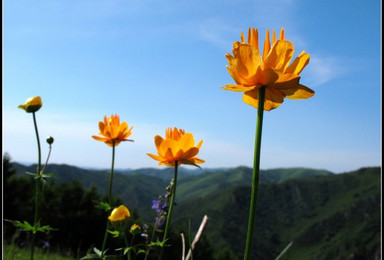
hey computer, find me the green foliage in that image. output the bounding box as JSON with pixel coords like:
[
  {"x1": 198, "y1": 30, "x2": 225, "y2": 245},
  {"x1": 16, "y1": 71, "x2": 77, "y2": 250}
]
[
  {"x1": 12, "y1": 220, "x2": 56, "y2": 233},
  {"x1": 3, "y1": 243, "x2": 76, "y2": 260},
  {"x1": 173, "y1": 167, "x2": 381, "y2": 260}
]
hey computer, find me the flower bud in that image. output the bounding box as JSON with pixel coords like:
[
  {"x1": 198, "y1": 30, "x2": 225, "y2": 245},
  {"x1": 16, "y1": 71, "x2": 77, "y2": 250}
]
[
  {"x1": 108, "y1": 205, "x2": 131, "y2": 223},
  {"x1": 18, "y1": 96, "x2": 43, "y2": 113},
  {"x1": 46, "y1": 136, "x2": 54, "y2": 145},
  {"x1": 130, "y1": 224, "x2": 141, "y2": 232}
]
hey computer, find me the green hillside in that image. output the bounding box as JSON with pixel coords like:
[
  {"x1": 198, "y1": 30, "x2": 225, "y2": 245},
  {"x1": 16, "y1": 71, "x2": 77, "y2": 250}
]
[
  {"x1": 12, "y1": 163, "x2": 333, "y2": 219},
  {"x1": 11, "y1": 163, "x2": 381, "y2": 259},
  {"x1": 172, "y1": 167, "x2": 381, "y2": 260}
]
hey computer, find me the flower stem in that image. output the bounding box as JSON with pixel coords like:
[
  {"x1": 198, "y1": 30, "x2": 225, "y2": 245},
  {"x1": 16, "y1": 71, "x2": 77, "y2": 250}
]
[
  {"x1": 40, "y1": 144, "x2": 52, "y2": 176},
  {"x1": 101, "y1": 140, "x2": 116, "y2": 256},
  {"x1": 159, "y1": 161, "x2": 179, "y2": 260},
  {"x1": 123, "y1": 232, "x2": 131, "y2": 260},
  {"x1": 31, "y1": 112, "x2": 42, "y2": 260},
  {"x1": 243, "y1": 86, "x2": 266, "y2": 260},
  {"x1": 108, "y1": 141, "x2": 116, "y2": 205}
]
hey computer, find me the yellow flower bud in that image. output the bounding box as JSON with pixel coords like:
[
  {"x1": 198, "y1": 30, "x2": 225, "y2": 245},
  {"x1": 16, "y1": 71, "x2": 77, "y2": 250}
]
[
  {"x1": 108, "y1": 205, "x2": 131, "y2": 223},
  {"x1": 130, "y1": 224, "x2": 141, "y2": 232},
  {"x1": 18, "y1": 96, "x2": 43, "y2": 113}
]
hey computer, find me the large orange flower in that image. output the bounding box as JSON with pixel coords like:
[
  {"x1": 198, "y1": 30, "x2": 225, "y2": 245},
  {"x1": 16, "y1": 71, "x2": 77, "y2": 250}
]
[
  {"x1": 147, "y1": 127, "x2": 204, "y2": 167},
  {"x1": 223, "y1": 27, "x2": 314, "y2": 111},
  {"x1": 92, "y1": 114, "x2": 133, "y2": 147}
]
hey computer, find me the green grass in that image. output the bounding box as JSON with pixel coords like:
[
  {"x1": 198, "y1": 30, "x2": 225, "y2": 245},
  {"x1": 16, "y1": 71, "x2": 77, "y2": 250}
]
[{"x1": 3, "y1": 244, "x2": 76, "y2": 260}]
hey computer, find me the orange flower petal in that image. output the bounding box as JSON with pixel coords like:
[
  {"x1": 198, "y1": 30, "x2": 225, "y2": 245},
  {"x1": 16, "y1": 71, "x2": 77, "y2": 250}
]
[
  {"x1": 243, "y1": 88, "x2": 285, "y2": 111},
  {"x1": 264, "y1": 40, "x2": 294, "y2": 72},
  {"x1": 222, "y1": 84, "x2": 256, "y2": 92},
  {"x1": 284, "y1": 51, "x2": 310, "y2": 75},
  {"x1": 285, "y1": 84, "x2": 315, "y2": 100},
  {"x1": 262, "y1": 29, "x2": 271, "y2": 60}
]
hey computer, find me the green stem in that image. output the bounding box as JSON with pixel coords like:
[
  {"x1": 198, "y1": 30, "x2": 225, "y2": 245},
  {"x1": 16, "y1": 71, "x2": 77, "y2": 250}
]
[
  {"x1": 101, "y1": 140, "x2": 116, "y2": 256},
  {"x1": 123, "y1": 232, "x2": 131, "y2": 260},
  {"x1": 31, "y1": 112, "x2": 42, "y2": 260},
  {"x1": 40, "y1": 144, "x2": 52, "y2": 176},
  {"x1": 108, "y1": 141, "x2": 116, "y2": 205},
  {"x1": 101, "y1": 222, "x2": 109, "y2": 257},
  {"x1": 243, "y1": 86, "x2": 266, "y2": 260},
  {"x1": 159, "y1": 161, "x2": 179, "y2": 260}
]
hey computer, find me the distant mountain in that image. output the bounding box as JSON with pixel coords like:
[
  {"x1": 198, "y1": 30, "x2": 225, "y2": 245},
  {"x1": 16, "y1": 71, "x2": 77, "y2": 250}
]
[
  {"x1": 12, "y1": 162, "x2": 333, "y2": 209},
  {"x1": 12, "y1": 162, "x2": 380, "y2": 259}
]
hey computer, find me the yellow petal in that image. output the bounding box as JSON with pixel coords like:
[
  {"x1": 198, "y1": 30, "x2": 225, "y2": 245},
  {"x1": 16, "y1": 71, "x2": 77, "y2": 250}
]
[
  {"x1": 179, "y1": 133, "x2": 195, "y2": 150},
  {"x1": 248, "y1": 27, "x2": 259, "y2": 50},
  {"x1": 243, "y1": 88, "x2": 285, "y2": 111},
  {"x1": 233, "y1": 45, "x2": 262, "y2": 82},
  {"x1": 259, "y1": 68, "x2": 280, "y2": 86},
  {"x1": 154, "y1": 135, "x2": 164, "y2": 150},
  {"x1": 285, "y1": 84, "x2": 315, "y2": 100},
  {"x1": 147, "y1": 153, "x2": 164, "y2": 162},
  {"x1": 264, "y1": 40, "x2": 294, "y2": 72},
  {"x1": 92, "y1": 135, "x2": 107, "y2": 142},
  {"x1": 272, "y1": 72, "x2": 300, "y2": 92},
  {"x1": 262, "y1": 29, "x2": 271, "y2": 60},
  {"x1": 222, "y1": 84, "x2": 255, "y2": 92},
  {"x1": 241, "y1": 31, "x2": 245, "y2": 43},
  {"x1": 284, "y1": 51, "x2": 310, "y2": 75},
  {"x1": 182, "y1": 147, "x2": 199, "y2": 159},
  {"x1": 279, "y1": 28, "x2": 285, "y2": 41}
]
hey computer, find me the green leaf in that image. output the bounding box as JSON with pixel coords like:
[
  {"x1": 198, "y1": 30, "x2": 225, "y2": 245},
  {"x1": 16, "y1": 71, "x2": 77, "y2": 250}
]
[
  {"x1": 136, "y1": 249, "x2": 147, "y2": 255},
  {"x1": 93, "y1": 247, "x2": 103, "y2": 256},
  {"x1": 148, "y1": 239, "x2": 169, "y2": 248},
  {"x1": 13, "y1": 220, "x2": 34, "y2": 231},
  {"x1": 41, "y1": 173, "x2": 55, "y2": 179},
  {"x1": 25, "y1": 172, "x2": 38, "y2": 177},
  {"x1": 123, "y1": 247, "x2": 132, "y2": 255},
  {"x1": 94, "y1": 201, "x2": 112, "y2": 212},
  {"x1": 107, "y1": 230, "x2": 120, "y2": 238},
  {"x1": 35, "y1": 224, "x2": 57, "y2": 233}
]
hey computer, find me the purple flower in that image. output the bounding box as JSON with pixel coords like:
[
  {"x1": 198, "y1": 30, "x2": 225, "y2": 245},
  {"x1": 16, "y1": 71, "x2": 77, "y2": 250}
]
[
  {"x1": 155, "y1": 216, "x2": 166, "y2": 228},
  {"x1": 152, "y1": 200, "x2": 163, "y2": 213}
]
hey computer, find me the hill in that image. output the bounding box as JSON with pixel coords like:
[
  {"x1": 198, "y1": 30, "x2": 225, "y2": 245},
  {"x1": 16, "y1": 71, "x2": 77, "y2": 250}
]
[
  {"x1": 172, "y1": 167, "x2": 381, "y2": 259},
  {"x1": 12, "y1": 163, "x2": 333, "y2": 215},
  {"x1": 11, "y1": 162, "x2": 381, "y2": 259}
]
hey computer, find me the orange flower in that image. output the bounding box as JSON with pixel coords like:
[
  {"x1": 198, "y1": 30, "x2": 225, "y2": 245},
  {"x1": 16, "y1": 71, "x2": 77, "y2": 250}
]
[
  {"x1": 223, "y1": 27, "x2": 314, "y2": 111},
  {"x1": 108, "y1": 205, "x2": 131, "y2": 223},
  {"x1": 130, "y1": 224, "x2": 141, "y2": 232},
  {"x1": 92, "y1": 114, "x2": 133, "y2": 147},
  {"x1": 147, "y1": 127, "x2": 204, "y2": 167}
]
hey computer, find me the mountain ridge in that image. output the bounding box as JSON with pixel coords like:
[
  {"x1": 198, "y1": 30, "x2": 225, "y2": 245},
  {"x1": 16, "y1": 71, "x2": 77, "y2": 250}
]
[{"x1": 8, "y1": 161, "x2": 381, "y2": 259}]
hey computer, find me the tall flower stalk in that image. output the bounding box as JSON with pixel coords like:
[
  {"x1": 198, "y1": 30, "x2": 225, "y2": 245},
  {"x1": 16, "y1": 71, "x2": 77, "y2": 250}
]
[
  {"x1": 243, "y1": 86, "x2": 265, "y2": 260},
  {"x1": 18, "y1": 96, "x2": 55, "y2": 260},
  {"x1": 91, "y1": 114, "x2": 134, "y2": 257},
  {"x1": 101, "y1": 139, "x2": 116, "y2": 256},
  {"x1": 31, "y1": 112, "x2": 42, "y2": 260},
  {"x1": 222, "y1": 28, "x2": 314, "y2": 260},
  {"x1": 147, "y1": 127, "x2": 204, "y2": 260},
  {"x1": 158, "y1": 161, "x2": 179, "y2": 260}
]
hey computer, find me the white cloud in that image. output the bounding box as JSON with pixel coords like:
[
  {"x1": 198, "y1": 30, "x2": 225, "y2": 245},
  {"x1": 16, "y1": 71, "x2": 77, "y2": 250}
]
[{"x1": 303, "y1": 54, "x2": 347, "y2": 87}]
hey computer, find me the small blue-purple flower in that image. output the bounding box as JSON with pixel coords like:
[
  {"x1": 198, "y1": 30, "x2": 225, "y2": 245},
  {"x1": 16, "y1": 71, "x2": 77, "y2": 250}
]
[
  {"x1": 152, "y1": 199, "x2": 166, "y2": 213},
  {"x1": 155, "y1": 216, "x2": 166, "y2": 228}
]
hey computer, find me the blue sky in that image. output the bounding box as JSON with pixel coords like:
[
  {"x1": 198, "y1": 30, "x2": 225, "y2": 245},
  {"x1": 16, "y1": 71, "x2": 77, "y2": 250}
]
[{"x1": 3, "y1": 0, "x2": 382, "y2": 173}]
